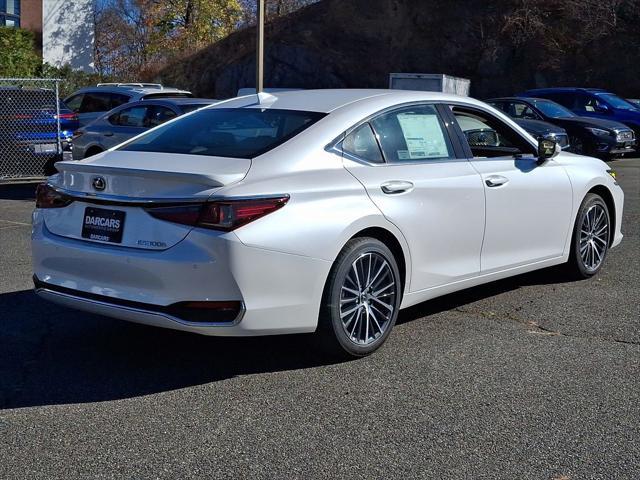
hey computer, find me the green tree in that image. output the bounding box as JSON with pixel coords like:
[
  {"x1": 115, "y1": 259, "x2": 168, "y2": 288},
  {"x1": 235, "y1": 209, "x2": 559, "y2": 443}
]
[
  {"x1": 94, "y1": 0, "x2": 244, "y2": 79},
  {"x1": 151, "y1": 0, "x2": 244, "y2": 57},
  {"x1": 0, "y1": 28, "x2": 41, "y2": 77}
]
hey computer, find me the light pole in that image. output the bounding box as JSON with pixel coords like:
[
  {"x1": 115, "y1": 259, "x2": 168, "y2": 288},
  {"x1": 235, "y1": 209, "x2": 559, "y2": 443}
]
[{"x1": 256, "y1": 0, "x2": 265, "y2": 93}]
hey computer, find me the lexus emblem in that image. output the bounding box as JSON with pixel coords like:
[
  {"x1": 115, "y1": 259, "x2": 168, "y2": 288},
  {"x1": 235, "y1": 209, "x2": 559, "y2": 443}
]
[{"x1": 92, "y1": 176, "x2": 106, "y2": 191}]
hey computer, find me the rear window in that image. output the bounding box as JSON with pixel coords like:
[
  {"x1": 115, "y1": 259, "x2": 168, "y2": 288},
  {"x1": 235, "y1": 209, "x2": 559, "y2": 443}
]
[{"x1": 120, "y1": 108, "x2": 325, "y2": 158}]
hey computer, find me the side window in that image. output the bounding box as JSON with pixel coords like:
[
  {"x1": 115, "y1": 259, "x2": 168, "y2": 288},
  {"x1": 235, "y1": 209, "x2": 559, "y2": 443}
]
[
  {"x1": 512, "y1": 102, "x2": 539, "y2": 120},
  {"x1": 114, "y1": 106, "x2": 149, "y2": 127},
  {"x1": 65, "y1": 94, "x2": 83, "y2": 113},
  {"x1": 451, "y1": 106, "x2": 536, "y2": 158},
  {"x1": 575, "y1": 93, "x2": 605, "y2": 113},
  {"x1": 147, "y1": 106, "x2": 178, "y2": 128},
  {"x1": 488, "y1": 102, "x2": 508, "y2": 114},
  {"x1": 342, "y1": 123, "x2": 384, "y2": 163},
  {"x1": 79, "y1": 92, "x2": 112, "y2": 113},
  {"x1": 370, "y1": 104, "x2": 453, "y2": 162},
  {"x1": 107, "y1": 111, "x2": 120, "y2": 125},
  {"x1": 110, "y1": 93, "x2": 130, "y2": 109}
]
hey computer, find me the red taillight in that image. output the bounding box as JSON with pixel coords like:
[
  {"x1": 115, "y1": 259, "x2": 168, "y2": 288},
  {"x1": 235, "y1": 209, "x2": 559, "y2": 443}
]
[
  {"x1": 35, "y1": 183, "x2": 74, "y2": 209},
  {"x1": 56, "y1": 113, "x2": 78, "y2": 121},
  {"x1": 143, "y1": 204, "x2": 202, "y2": 226},
  {"x1": 145, "y1": 196, "x2": 289, "y2": 231},
  {"x1": 199, "y1": 197, "x2": 289, "y2": 231}
]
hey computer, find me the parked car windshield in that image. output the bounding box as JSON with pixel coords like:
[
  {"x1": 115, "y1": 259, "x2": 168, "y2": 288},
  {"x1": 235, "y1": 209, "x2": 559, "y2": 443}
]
[
  {"x1": 531, "y1": 99, "x2": 576, "y2": 118},
  {"x1": 595, "y1": 93, "x2": 637, "y2": 110},
  {"x1": 120, "y1": 107, "x2": 325, "y2": 158}
]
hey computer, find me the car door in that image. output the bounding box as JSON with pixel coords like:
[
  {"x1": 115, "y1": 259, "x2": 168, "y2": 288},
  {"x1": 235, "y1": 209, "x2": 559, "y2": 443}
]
[
  {"x1": 447, "y1": 104, "x2": 573, "y2": 273},
  {"x1": 342, "y1": 103, "x2": 485, "y2": 292}
]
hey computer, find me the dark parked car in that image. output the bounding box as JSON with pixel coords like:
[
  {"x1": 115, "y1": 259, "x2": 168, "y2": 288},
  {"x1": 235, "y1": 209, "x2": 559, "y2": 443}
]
[
  {"x1": 0, "y1": 87, "x2": 79, "y2": 175},
  {"x1": 64, "y1": 83, "x2": 193, "y2": 127},
  {"x1": 72, "y1": 98, "x2": 217, "y2": 159},
  {"x1": 488, "y1": 97, "x2": 635, "y2": 159},
  {"x1": 511, "y1": 118, "x2": 569, "y2": 150},
  {"x1": 520, "y1": 88, "x2": 640, "y2": 138}
]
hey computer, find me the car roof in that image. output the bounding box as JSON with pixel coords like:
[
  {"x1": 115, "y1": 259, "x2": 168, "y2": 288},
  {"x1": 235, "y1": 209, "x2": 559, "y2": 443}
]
[
  {"x1": 70, "y1": 85, "x2": 191, "y2": 96},
  {"x1": 106, "y1": 98, "x2": 218, "y2": 111},
  {"x1": 149, "y1": 97, "x2": 217, "y2": 104},
  {"x1": 488, "y1": 97, "x2": 552, "y2": 103},
  {"x1": 209, "y1": 89, "x2": 487, "y2": 114},
  {"x1": 524, "y1": 87, "x2": 610, "y2": 94}
]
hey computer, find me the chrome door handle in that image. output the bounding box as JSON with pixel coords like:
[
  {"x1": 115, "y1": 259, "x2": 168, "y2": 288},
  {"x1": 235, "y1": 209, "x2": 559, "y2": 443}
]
[
  {"x1": 485, "y1": 175, "x2": 509, "y2": 187},
  {"x1": 103, "y1": 131, "x2": 114, "y2": 137},
  {"x1": 381, "y1": 180, "x2": 414, "y2": 194}
]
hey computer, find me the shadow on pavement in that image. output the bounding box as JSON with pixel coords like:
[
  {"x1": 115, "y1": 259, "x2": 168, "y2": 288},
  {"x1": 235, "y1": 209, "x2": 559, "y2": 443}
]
[
  {"x1": 0, "y1": 182, "x2": 38, "y2": 201},
  {"x1": 0, "y1": 266, "x2": 577, "y2": 409},
  {"x1": 398, "y1": 264, "x2": 576, "y2": 323}
]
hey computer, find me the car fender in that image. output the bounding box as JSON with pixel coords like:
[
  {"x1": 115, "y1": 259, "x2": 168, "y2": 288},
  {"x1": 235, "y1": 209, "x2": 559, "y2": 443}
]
[
  {"x1": 223, "y1": 152, "x2": 414, "y2": 290},
  {"x1": 556, "y1": 153, "x2": 623, "y2": 251}
]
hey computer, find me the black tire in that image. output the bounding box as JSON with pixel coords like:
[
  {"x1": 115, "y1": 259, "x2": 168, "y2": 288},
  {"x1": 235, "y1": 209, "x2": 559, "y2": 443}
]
[
  {"x1": 317, "y1": 237, "x2": 402, "y2": 357},
  {"x1": 566, "y1": 193, "x2": 611, "y2": 279},
  {"x1": 43, "y1": 154, "x2": 61, "y2": 176},
  {"x1": 85, "y1": 147, "x2": 103, "y2": 158}
]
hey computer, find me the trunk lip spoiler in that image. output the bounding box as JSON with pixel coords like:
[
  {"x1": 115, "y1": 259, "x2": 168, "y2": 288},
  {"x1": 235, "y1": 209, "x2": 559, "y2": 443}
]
[
  {"x1": 44, "y1": 183, "x2": 289, "y2": 208},
  {"x1": 45, "y1": 183, "x2": 210, "y2": 207}
]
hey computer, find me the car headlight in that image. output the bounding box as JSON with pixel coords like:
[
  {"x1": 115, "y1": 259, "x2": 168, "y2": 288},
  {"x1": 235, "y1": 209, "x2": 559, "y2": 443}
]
[
  {"x1": 615, "y1": 130, "x2": 635, "y2": 142},
  {"x1": 586, "y1": 127, "x2": 611, "y2": 137}
]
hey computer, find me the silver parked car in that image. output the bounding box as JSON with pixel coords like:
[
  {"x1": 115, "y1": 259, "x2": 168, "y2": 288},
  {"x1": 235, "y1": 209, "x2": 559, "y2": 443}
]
[
  {"x1": 72, "y1": 98, "x2": 217, "y2": 159},
  {"x1": 64, "y1": 83, "x2": 193, "y2": 127}
]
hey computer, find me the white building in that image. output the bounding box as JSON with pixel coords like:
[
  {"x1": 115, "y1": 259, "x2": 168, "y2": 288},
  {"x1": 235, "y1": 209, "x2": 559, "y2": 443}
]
[{"x1": 2, "y1": 0, "x2": 94, "y2": 72}]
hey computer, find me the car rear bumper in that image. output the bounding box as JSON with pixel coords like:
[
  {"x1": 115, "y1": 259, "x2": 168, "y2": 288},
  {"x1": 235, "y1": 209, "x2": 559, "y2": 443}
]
[{"x1": 32, "y1": 216, "x2": 331, "y2": 336}]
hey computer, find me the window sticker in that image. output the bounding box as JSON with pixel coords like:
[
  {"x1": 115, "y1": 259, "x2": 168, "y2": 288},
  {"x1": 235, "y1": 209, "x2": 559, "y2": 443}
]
[{"x1": 397, "y1": 113, "x2": 449, "y2": 159}]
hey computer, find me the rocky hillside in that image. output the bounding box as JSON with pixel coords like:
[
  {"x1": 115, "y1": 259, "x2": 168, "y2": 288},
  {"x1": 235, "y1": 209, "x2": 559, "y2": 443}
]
[{"x1": 157, "y1": 0, "x2": 640, "y2": 99}]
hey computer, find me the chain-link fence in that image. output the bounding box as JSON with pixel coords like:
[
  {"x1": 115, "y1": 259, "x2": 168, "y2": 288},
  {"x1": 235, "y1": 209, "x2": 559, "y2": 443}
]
[{"x1": 0, "y1": 78, "x2": 71, "y2": 182}]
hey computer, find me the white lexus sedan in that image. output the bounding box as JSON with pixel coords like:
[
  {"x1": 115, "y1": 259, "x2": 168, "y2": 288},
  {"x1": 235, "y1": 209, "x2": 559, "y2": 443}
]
[{"x1": 32, "y1": 90, "x2": 623, "y2": 357}]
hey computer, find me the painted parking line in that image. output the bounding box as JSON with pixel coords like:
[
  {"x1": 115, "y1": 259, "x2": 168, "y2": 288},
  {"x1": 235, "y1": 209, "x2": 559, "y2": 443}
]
[{"x1": 0, "y1": 219, "x2": 31, "y2": 227}]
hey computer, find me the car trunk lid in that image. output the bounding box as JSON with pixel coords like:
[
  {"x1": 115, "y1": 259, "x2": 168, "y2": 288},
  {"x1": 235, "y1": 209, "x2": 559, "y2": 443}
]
[{"x1": 42, "y1": 151, "x2": 251, "y2": 250}]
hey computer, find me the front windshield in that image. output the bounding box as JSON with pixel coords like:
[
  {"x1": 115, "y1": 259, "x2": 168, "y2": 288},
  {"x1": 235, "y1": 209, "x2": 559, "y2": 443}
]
[
  {"x1": 596, "y1": 93, "x2": 638, "y2": 110},
  {"x1": 531, "y1": 99, "x2": 576, "y2": 118}
]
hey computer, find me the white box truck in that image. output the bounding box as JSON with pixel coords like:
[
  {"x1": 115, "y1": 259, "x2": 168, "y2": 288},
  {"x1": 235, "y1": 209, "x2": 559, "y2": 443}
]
[{"x1": 389, "y1": 73, "x2": 470, "y2": 96}]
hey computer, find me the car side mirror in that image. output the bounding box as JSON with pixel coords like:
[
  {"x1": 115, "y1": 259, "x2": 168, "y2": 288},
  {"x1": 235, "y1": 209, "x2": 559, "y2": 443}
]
[
  {"x1": 595, "y1": 103, "x2": 610, "y2": 114},
  {"x1": 537, "y1": 138, "x2": 560, "y2": 164}
]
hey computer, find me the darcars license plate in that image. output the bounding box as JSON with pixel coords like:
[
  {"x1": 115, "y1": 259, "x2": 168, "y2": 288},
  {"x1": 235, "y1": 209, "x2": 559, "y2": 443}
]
[{"x1": 81, "y1": 207, "x2": 126, "y2": 243}]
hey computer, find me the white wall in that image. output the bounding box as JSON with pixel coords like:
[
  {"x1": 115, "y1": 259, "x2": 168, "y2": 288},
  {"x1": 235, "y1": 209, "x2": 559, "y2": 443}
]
[{"x1": 42, "y1": 0, "x2": 94, "y2": 72}]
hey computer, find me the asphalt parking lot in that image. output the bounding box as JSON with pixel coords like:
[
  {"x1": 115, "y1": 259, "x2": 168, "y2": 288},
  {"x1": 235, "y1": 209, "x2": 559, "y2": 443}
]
[{"x1": 1, "y1": 159, "x2": 638, "y2": 479}]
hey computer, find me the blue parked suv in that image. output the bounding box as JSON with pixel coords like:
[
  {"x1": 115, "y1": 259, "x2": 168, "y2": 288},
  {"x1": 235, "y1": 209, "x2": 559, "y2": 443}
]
[{"x1": 520, "y1": 87, "x2": 640, "y2": 138}]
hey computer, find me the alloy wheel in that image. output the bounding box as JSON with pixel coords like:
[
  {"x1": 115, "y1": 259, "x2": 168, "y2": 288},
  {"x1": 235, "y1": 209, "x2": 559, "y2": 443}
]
[
  {"x1": 579, "y1": 204, "x2": 609, "y2": 272},
  {"x1": 339, "y1": 252, "x2": 397, "y2": 345}
]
